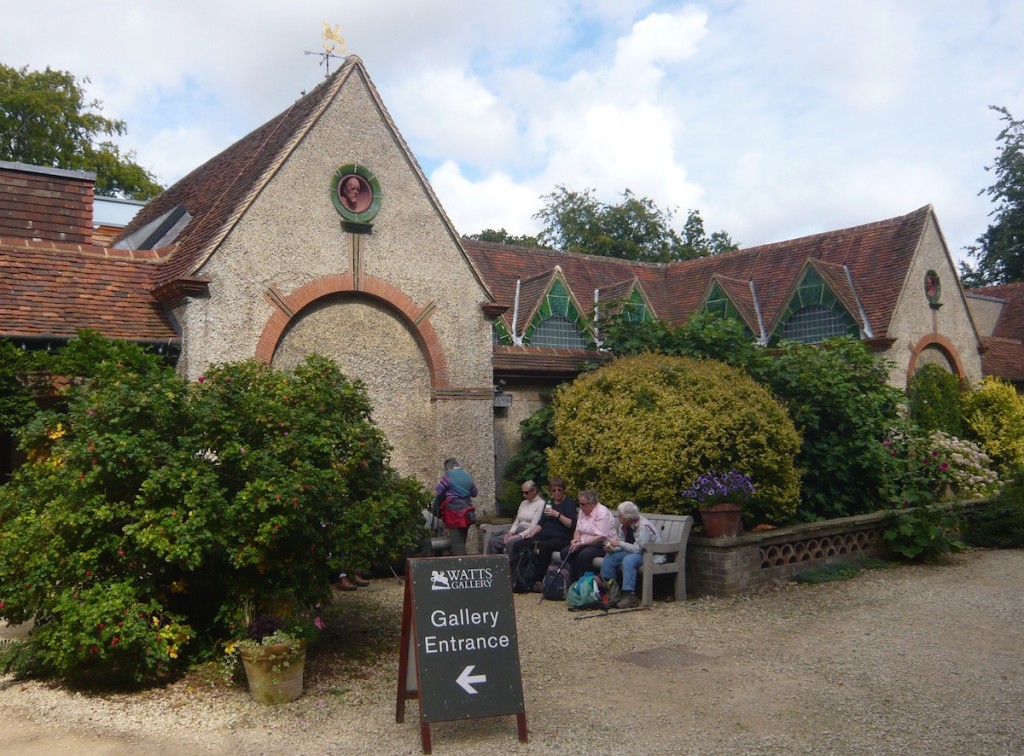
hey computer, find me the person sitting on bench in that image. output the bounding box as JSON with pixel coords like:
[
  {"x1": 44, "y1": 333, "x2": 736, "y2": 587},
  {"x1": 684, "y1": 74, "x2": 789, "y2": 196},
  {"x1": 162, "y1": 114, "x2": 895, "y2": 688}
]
[{"x1": 600, "y1": 500, "x2": 661, "y2": 609}]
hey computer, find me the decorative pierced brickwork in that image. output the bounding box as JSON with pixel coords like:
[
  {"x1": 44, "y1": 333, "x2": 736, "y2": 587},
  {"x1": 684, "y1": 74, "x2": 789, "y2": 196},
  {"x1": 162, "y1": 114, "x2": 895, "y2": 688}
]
[
  {"x1": 760, "y1": 528, "x2": 883, "y2": 569},
  {"x1": 687, "y1": 511, "x2": 894, "y2": 597}
]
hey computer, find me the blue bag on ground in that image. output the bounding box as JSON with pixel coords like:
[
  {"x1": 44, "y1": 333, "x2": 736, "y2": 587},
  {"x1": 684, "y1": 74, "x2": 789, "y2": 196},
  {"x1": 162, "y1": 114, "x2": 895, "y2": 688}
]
[{"x1": 566, "y1": 571, "x2": 603, "y2": 609}]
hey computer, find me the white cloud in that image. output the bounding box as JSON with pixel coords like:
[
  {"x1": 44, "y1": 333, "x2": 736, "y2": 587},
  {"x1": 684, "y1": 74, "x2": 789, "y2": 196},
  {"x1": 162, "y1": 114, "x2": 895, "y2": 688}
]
[
  {"x1": 1, "y1": 0, "x2": 1022, "y2": 263},
  {"x1": 429, "y1": 161, "x2": 543, "y2": 236},
  {"x1": 389, "y1": 68, "x2": 519, "y2": 169}
]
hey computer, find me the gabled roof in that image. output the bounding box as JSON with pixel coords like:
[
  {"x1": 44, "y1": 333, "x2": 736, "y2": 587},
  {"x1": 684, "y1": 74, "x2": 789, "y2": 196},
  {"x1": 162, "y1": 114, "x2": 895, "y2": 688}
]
[
  {"x1": 462, "y1": 240, "x2": 670, "y2": 337},
  {"x1": 704, "y1": 274, "x2": 760, "y2": 336},
  {"x1": 116, "y1": 61, "x2": 353, "y2": 287},
  {"x1": 466, "y1": 205, "x2": 933, "y2": 345},
  {"x1": 809, "y1": 258, "x2": 870, "y2": 334},
  {"x1": 664, "y1": 205, "x2": 931, "y2": 334},
  {"x1": 515, "y1": 269, "x2": 556, "y2": 336},
  {"x1": 968, "y1": 281, "x2": 1024, "y2": 383},
  {"x1": 116, "y1": 55, "x2": 494, "y2": 303},
  {"x1": 0, "y1": 237, "x2": 178, "y2": 342}
]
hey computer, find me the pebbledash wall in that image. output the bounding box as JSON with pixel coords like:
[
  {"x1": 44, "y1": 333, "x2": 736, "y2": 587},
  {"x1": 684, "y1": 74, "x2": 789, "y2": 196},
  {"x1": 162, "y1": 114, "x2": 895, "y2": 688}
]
[
  {"x1": 168, "y1": 67, "x2": 497, "y2": 506},
  {"x1": 879, "y1": 217, "x2": 982, "y2": 387}
]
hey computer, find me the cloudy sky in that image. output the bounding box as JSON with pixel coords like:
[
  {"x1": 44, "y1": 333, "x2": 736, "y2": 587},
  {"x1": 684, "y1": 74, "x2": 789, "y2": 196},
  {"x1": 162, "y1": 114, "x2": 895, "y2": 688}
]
[{"x1": 4, "y1": 1, "x2": 1022, "y2": 265}]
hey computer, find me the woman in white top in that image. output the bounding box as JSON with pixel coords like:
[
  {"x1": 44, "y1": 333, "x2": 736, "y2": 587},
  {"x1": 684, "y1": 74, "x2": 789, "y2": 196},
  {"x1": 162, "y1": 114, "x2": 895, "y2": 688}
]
[{"x1": 488, "y1": 480, "x2": 546, "y2": 556}]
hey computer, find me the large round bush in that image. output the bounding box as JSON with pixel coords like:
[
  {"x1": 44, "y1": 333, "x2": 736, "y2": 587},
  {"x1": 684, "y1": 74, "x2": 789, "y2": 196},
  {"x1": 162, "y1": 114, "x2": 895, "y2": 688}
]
[
  {"x1": 961, "y1": 375, "x2": 1024, "y2": 476},
  {"x1": 547, "y1": 354, "x2": 801, "y2": 523},
  {"x1": 0, "y1": 342, "x2": 426, "y2": 684}
]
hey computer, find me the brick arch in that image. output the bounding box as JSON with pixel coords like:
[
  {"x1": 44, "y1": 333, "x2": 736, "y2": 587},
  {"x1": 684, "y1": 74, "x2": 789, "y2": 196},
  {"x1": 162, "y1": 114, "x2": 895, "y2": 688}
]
[
  {"x1": 905, "y1": 333, "x2": 967, "y2": 387},
  {"x1": 255, "y1": 273, "x2": 450, "y2": 388}
]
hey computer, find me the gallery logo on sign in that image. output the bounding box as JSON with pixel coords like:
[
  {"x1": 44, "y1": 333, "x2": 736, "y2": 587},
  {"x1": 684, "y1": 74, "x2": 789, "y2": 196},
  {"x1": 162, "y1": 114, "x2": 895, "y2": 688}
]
[{"x1": 430, "y1": 567, "x2": 494, "y2": 591}]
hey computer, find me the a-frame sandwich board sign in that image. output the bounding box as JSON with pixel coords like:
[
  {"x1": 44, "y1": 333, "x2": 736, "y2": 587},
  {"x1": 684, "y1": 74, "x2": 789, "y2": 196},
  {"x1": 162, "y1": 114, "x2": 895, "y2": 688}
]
[{"x1": 396, "y1": 555, "x2": 528, "y2": 753}]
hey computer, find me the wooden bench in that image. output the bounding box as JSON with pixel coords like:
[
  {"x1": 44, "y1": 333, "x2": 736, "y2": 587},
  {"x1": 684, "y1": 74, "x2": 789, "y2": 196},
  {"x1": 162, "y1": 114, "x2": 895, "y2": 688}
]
[
  {"x1": 577, "y1": 513, "x2": 694, "y2": 608},
  {"x1": 421, "y1": 509, "x2": 452, "y2": 556}
]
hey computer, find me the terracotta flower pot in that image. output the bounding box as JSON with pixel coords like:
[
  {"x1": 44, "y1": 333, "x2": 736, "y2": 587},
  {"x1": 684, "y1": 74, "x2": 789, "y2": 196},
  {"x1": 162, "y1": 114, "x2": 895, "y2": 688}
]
[
  {"x1": 699, "y1": 502, "x2": 743, "y2": 538},
  {"x1": 239, "y1": 639, "x2": 307, "y2": 704}
]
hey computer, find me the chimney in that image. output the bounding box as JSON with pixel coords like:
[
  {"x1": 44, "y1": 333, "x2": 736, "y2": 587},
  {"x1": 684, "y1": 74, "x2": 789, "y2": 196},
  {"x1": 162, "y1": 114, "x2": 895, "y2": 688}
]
[{"x1": 0, "y1": 161, "x2": 95, "y2": 244}]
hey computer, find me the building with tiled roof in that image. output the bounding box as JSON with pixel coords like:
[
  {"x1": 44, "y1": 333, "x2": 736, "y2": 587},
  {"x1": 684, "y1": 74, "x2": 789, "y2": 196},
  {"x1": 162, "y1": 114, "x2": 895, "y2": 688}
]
[
  {"x1": 1, "y1": 56, "x2": 1012, "y2": 504},
  {"x1": 966, "y1": 282, "x2": 1024, "y2": 388}
]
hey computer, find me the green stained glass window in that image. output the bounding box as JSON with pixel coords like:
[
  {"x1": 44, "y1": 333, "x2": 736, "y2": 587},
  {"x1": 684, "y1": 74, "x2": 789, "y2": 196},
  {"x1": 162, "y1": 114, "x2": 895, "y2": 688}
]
[
  {"x1": 780, "y1": 305, "x2": 855, "y2": 344},
  {"x1": 771, "y1": 268, "x2": 859, "y2": 345},
  {"x1": 523, "y1": 277, "x2": 589, "y2": 347},
  {"x1": 699, "y1": 282, "x2": 746, "y2": 326},
  {"x1": 620, "y1": 288, "x2": 650, "y2": 323},
  {"x1": 531, "y1": 316, "x2": 587, "y2": 348},
  {"x1": 493, "y1": 320, "x2": 512, "y2": 346}
]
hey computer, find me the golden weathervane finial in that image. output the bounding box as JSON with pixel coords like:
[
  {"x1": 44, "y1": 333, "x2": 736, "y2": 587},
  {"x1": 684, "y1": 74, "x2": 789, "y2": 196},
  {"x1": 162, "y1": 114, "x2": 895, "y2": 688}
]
[
  {"x1": 322, "y1": 22, "x2": 347, "y2": 54},
  {"x1": 305, "y1": 22, "x2": 348, "y2": 78}
]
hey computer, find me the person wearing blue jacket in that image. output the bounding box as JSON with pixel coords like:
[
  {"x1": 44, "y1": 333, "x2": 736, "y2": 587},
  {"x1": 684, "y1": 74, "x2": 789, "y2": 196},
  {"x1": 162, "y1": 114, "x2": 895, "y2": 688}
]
[{"x1": 432, "y1": 457, "x2": 478, "y2": 555}]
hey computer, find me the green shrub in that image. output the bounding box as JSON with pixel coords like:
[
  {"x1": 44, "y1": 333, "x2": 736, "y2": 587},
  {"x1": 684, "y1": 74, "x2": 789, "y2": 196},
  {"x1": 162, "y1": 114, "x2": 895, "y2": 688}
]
[
  {"x1": 501, "y1": 400, "x2": 555, "y2": 511},
  {"x1": 0, "y1": 339, "x2": 38, "y2": 436},
  {"x1": 594, "y1": 316, "x2": 905, "y2": 522},
  {"x1": 963, "y1": 472, "x2": 1024, "y2": 548},
  {"x1": 961, "y1": 376, "x2": 1024, "y2": 476},
  {"x1": 883, "y1": 505, "x2": 964, "y2": 562},
  {"x1": 546, "y1": 354, "x2": 801, "y2": 524},
  {"x1": 597, "y1": 310, "x2": 766, "y2": 374},
  {"x1": 753, "y1": 338, "x2": 903, "y2": 521},
  {"x1": 0, "y1": 339, "x2": 426, "y2": 684},
  {"x1": 907, "y1": 364, "x2": 963, "y2": 436}
]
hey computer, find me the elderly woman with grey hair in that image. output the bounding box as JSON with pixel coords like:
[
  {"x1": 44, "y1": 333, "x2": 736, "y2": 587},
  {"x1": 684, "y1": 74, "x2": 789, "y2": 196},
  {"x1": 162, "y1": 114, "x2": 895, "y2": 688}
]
[{"x1": 599, "y1": 501, "x2": 661, "y2": 608}]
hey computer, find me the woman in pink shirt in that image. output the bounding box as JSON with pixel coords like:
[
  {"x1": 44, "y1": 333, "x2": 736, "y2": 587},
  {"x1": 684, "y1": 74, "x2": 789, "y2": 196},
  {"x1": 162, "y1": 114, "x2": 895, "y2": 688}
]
[{"x1": 559, "y1": 488, "x2": 615, "y2": 581}]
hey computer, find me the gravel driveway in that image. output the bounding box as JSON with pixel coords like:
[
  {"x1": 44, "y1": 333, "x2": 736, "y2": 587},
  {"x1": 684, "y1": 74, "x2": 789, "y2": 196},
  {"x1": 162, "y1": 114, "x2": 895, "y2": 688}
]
[{"x1": 1, "y1": 548, "x2": 1022, "y2": 755}]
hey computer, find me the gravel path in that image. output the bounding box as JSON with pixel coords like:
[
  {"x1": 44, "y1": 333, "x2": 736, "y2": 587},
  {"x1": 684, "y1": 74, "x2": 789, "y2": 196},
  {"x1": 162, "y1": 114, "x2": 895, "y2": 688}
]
[{"x1": 2, "y1": 548, "x2": 1023, "y2": 755}]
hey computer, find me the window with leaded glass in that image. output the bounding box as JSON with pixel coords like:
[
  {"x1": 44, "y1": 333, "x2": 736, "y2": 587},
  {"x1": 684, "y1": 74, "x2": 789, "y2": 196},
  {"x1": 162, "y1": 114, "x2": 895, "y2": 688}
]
[
  {"x1": 531, "y1": 316, "x2": 587, "y2": 348},
  {"x1": 781, "y1": 305, "x2": 853, "y2": 344}
]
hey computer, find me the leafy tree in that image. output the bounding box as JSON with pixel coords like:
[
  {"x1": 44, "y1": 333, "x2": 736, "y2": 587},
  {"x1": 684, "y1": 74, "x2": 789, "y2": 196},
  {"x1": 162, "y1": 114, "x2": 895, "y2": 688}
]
[
  {"x1": 0, "y1": 338, "x2": 426, "y2": 684},
  {"x1": 534, "y1": 185, "x2": 735, "y2": 261},
  {"x1": 465, "y1": 228, "x2": 539, "y2": 247},
  {"x1": 960, "y1": 106, "x2": 1024, "y2": 286},
  {"x1": 547, "y1": 354, "x2": 802, "y2": 525},
  {"x1": 0, "y1": 64, "x2": 162, "y2": 200}
]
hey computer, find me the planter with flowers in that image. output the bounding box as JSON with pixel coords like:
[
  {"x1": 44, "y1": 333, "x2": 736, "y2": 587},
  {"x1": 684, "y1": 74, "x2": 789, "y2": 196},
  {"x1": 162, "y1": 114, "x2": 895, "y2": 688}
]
[
  {"x1": 233, "y1": 613, "x2": 316, "y2": 704},
  {"x1": 684, "y1": 470, "x2": 755, "y2": 538}
]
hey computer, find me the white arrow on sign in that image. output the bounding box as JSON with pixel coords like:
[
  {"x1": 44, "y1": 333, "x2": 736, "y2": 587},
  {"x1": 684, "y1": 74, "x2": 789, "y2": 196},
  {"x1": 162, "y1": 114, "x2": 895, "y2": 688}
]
[{"x1": 456, "y1": 665, "x2": 487, "y2": 694}]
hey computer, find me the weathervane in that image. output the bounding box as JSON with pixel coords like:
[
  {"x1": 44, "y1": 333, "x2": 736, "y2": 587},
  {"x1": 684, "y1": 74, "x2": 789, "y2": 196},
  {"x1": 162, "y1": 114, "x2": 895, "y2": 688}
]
[{"x1": 305, "y1": 22, "x2": 348, "y2": 77}]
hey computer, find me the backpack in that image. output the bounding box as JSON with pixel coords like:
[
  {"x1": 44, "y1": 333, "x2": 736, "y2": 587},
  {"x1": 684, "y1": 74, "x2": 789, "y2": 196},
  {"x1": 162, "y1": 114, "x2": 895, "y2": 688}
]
[
  {"x1": 566, "y1": 572, "x2": 617, "y2": 610},
  {"x1": 542, "y1": 562, "x2": 571, "y2": 601},
  {"x1": 441, "y1": 496, "x2": 476, "y2": 529},
  {"x1": 510, "y1": 548, "x2": 539, "y2": 594}
]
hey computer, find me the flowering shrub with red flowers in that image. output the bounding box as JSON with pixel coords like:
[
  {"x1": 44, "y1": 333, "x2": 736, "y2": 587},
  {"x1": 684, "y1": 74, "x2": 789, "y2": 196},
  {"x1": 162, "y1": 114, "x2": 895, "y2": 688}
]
[{"x1": 0, "y1": 335, "x2": 427, "y2": 685}]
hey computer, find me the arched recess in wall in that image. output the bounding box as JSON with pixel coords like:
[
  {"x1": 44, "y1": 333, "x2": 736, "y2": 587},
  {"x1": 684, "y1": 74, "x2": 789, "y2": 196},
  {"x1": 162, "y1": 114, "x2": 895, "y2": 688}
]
[
  {"x1": 254, "y1": 273, "x2": 450, "y2": 390},
  {"x1": 906, "y1": 334, "x2": 967, "y2": 386},
  {"x1": 255, "y1": 275, "x2": 451, "y2": 482}
]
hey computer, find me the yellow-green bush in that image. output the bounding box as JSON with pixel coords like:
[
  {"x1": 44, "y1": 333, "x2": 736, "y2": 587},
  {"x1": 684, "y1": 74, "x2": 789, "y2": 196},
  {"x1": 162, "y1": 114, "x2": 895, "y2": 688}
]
[
  {"x1": 961, "y1": 376, "x2": 1024, "y2": 476},
  {"x1": 547, "y1": 354, "x2": 801, "y2": 524}
]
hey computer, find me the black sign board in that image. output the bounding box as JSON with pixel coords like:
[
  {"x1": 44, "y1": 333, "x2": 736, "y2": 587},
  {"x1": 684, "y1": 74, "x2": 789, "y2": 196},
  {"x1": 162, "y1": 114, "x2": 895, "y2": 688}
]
[{"x1": 396, "y1": 555, "x2": 527, "y2": 753}]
